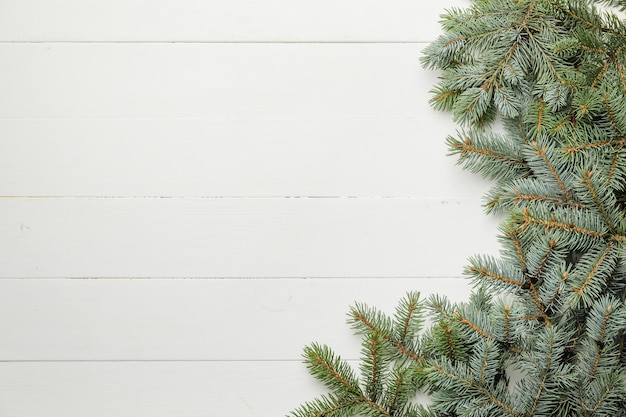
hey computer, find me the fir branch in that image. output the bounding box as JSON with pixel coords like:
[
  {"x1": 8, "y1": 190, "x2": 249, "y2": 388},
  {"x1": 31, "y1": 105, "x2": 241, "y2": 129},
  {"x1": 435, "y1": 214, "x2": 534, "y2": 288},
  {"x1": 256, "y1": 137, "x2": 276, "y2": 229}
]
[
  {"x1": 360, "y1": 332, "x2": 387, "y2": 402},
  {"x1": 429, "y1": 362, "x2": 520, "y2": 417},
  {"x1": 521, "y1": 237, "x2": 559, "y2": 324},
  {"x1": 591, "y1": 60, "x2": 612, "y2": 88},
  {"x1": 574, "y1": 298, "x2": 625, "y2": 405},
  {"x1": 454, "y1": 311, "x2": 494, "y2": 341},
  {"x1": 530, "y1": 140, "x2": 572, "y2": 200},
  {"x1": 424, "y1": 297, "x2": 472, "y2": 364},
  {"x1": 580, "y1": 44, "x2": 609, "y2": 56},
  {"x1": 489, "y1": 301, "x2": 527, "y2": 354},
  {"x1": 522, "y1": 326, "x2": 574, "y2": 416},
  {"x1": 553, "y1": 0, "x2": 625, "y2": 36},
  {"x1": 512, "y1": 116, "x2": 531, "y2": 145},
  {"x1": 428, "y1": 85, "x2": 461, "y2": 112},
  {"x1": 441, "y1": 321, "x2": 460, "y2": 364},
  {"x1": 422, "y1": 319, "x2": 470, "y2": 365},
  {"x1": 469, "y1": 340, "x2": 502, "y2": 387},
  {"x1": 529, "y1": 238, "x2": 558, "y2": 278},
  {"x1": 447, "y1": 132, "x2": 529, "y2": 182},
  {"x1": 525, "y1": 279, "x2": 553, "y2": 326},
  {"x1": 543, "y1": 270, "x2": 570, "y2": 313},
  {"x1": 504, "y1": 227, "x2": 528, "y2": 271},
  {"x1": 467, "y1": 255, "x2": 526, "y2": 290},
  {"x1": 577, "y1": 170, "x2": 618, "y2": 232},
  {"x1": 603, "y1": 93, "x2": 625, "y2": 136},
  {"x1": 607, "y1": 141, "x2": 625, "y2": 186},
  {"x1": 303, "y1": 344, "x2": 362, "y2": 397},
  {"x1": 526, "y1": 30, "x2": 565, "y2": 85},
  {"x1": 596, "y1": 0, "x2": 626, "y2": 12},
  {"x1": 393, "y1": 292, "x2": 425, "y2": 344},
  {"x1": 553, "y1": 114, "x2": 573, "y2": 134},
  {"x1": 616, "y1": 61, "x2": 626, "y2": 92},
  {"x1": 454, "y1": 136, "x2": 521, "y2": 164},
  {"x1": 562, "y1": 137, "x2": 626, "y2": 154},
  {"x1": 289, "y1": 394, "x2": 360, "y2": 417},
  {"x1": 293, "y1": 2, "x2": 626, "y2": 416},
  {"x1": 586, "y1": 296, "x2": 625, "y2": 342},
  {"x1": 301, "y1": 344, "x2": 400, "y2": 417},
  {"x1": 610, "y1": 233, "x2": 626, "y2": 243},
  {"x1": 349, "y1": 304, "x2": 421, "y2": 362},
  {"x1": 359, "y1": 396, "x2": 394, "y2": 417},
  {"x1": 470, "y1": 265, "x2": 526, "y2": 288},
  {"x1": 386, "y1": 372, "x2": 404, "y2": 414},
  {"x1": 513, "y1": 189, "x2": 564, "y2": 206},
  {"x1": 590, "y1": 310, "x2": 611, "y2": 378},
  {"x1": 518, "y1": 207, "x2": 606, "y2": 244},
  {"x1": 486, "y1": 178, "x2": 585, "y2": 215},
  {"x1": 382, "y1": 367, "x2": 414, "y2": 415},
  {"x1": 570, "y1": 243, "x2": 617, "y2": 301},
  {"x1": 503, "y1": 304, "x2": 511, "y2": 345},
  {"x1": 427, "y1": 294, "x2": 455, "y2": 322},
  {"x1": 581, "y1": 372, "x2": 625, "y2": 415}
]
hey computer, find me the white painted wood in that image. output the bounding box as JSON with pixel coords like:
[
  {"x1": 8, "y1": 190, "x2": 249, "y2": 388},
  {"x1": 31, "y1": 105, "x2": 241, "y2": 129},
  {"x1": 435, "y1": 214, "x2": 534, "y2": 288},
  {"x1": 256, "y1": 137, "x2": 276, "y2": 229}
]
[
  {"x1": 0, "y1": 43, "x2": 437, "y2": 119},
  {"x1": 0, "y1": 117, "x2": 486, "y2": 197},
  {"x1": 0, "y1": 1, "x2": 468, "y2": 42},
  {"x1": 0, "y1": 1, "x2": 503, "y2": 415},
  {"x1": 0, "y1": 361, "x2": 328, "y2": 417},
  {"x1": 0, "y1": 277, "x2": 472, "y2": 361},
  {"x1": 0, "y1": 198, "x2": 499, "y2": 278}
]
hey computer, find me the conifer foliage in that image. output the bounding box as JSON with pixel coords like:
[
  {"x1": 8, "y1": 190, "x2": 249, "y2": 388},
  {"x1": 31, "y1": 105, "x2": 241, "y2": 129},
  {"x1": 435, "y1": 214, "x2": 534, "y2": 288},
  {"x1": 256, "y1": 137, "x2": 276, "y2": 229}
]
[{"x1": 289, "y1": 1, "x2": 626, "y2": 416}]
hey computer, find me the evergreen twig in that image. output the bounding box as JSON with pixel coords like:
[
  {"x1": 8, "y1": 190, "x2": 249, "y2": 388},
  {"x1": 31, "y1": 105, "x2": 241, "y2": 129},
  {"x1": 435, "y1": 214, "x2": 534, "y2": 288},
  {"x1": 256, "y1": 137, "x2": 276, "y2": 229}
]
[{"x1": 290, "y1": 1, "x2": 626, "y2": 416}]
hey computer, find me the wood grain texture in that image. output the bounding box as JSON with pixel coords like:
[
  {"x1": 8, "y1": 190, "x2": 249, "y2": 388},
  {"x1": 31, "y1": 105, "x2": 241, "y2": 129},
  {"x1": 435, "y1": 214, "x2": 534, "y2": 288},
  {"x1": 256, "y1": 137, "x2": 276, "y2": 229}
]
[
  {"x1": 0, "y1": 118, "x2": 485, "y2": 197},
  {"x1": 0, "y1": 198, "x2": 499, "y2": 278},
  {"x1": 0, "y1": 0, "x2": 468, "y2": 42},
  {"x1": 0, "y1": 1, "x2": 499, "y2": 415},
  {"x1": 0, "y1": 43, "x2": 436, "y2": 119},
  {"x1": 0, "y1": 278, "x2": 472, "y2": 361},
  {"x1": 0, "y1": 361, "x2": 328, "y2": 417}
]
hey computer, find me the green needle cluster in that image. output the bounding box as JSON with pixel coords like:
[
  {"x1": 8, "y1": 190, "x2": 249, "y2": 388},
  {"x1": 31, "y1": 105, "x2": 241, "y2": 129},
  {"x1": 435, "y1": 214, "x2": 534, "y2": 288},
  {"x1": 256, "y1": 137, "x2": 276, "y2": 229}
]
[{"x1": 290, "y1": 2, "x2": 626, "y2": 416}]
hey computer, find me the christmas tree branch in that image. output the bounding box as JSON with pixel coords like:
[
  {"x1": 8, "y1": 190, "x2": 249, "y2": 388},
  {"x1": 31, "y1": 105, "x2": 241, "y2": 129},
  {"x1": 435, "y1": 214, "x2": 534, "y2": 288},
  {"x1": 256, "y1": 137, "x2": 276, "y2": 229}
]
[
  {"x1": 530, "y1": 141, "x2": 572, "y2": 200},
  {"x1": 578, "y1": 170, "x2": 616, "y2": 232},
  {"x1": 291, "y1": 2, "x2": 626, "y2": 415},
  {"x1": 349, "y1": 305, "x2": 422, "y2": 362},
  {"x1": 518, "y1": 207, "x2": 605, "y2": 241},
  {"x1": 430, "y1": 364, "x2": 520, "y2": 417}
]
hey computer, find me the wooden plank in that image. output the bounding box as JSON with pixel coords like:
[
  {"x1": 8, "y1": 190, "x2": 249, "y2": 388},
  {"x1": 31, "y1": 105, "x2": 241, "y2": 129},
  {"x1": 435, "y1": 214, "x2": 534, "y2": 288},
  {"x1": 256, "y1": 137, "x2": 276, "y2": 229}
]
[
  {"x1": 0, "y1": 43, "x2": 439, "y2": 119},
  {"x1": 0, "y1": 0, "x2": 468, "y2": 42},
  {"x1": 0, "y1": 198, "x2": 499, "y2": 278},
  {"x1": 0, "y1": 277, "x2": 472, "y2": 361},
  {"x1": 0, "y1": 361, "x2": 331, "y2": 417},
  {"x1": 0, "y1": 117, "x2": 485, "y2": 198}
]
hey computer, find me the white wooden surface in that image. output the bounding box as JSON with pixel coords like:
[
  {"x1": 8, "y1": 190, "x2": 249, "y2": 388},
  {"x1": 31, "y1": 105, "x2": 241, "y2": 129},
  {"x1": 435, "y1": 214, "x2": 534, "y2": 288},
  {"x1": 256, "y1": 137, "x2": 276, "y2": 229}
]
[
  {"x1": 0, "y1": 198, "x2": 497, "y2": 278},
  {"x1": 0, "y1": 1, "x2": 499, "y2": 416},
  {"x1": 0, "y1": 44, "x2": 433, "y2": 118},
  {"x1": 0, "y1": 1, "x2": 466, "y2": 42}
]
